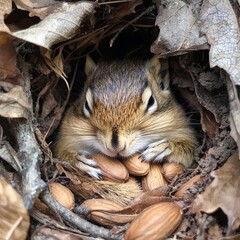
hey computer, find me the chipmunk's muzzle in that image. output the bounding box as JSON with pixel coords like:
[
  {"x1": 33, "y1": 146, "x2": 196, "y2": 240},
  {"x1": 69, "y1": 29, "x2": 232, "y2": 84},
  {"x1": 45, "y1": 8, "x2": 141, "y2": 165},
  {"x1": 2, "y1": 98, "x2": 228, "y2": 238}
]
[
  {"x1": 105, "y1": 137, "x2": 127, "y2": 157},
  {"x1": 97, "y1": 128, "x2": 142, "y2": 158}
]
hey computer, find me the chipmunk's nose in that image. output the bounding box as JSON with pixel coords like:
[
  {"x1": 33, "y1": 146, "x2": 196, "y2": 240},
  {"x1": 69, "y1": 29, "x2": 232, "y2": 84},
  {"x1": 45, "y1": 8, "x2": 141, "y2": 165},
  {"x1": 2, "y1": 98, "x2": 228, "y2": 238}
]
[
  {"x1": 106, "y1": 144, "x2": 126, "y2": 156},
  {"x1": 111, "y1": 128, "x2": 119, "y2": 149},
  {"x1": 104, "y1": 128, "x2": 126, "y2": 156}
]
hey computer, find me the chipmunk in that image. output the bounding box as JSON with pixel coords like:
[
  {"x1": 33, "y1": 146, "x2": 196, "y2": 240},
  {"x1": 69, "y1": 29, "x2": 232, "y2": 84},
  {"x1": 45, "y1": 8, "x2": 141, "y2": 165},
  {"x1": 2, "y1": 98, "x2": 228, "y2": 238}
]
[{"x1": 54, "y1": 56, "x2": 197, "y2": 179}]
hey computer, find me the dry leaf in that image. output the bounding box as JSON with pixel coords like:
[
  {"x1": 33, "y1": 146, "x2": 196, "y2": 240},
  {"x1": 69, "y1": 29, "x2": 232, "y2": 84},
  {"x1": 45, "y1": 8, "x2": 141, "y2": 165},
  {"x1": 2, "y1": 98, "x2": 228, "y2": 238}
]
[
  {"x1": 199, "y1": 106, "x2": 219, "y2": 138},
  {"x1": 13, "y1": 2, "x2": 96, "y2": 49},
  {"x1": 32, "y1": 227, "x2": 83, "y2": 240},
  {"x1": 192, "y1": 152, "x2": 240, "y2": 232},
  {"x1": 41, "y1": 92, "x2": 58, "y2": 118},
  {"x1": 151, "y1": 0, "x2": 207, "y2": 55},
  {"x1": 0, "y1": 178, "x2": 30, "y2": 240},
  {"x1": 201, "y1": 0, "x2": 240, "y2": 85},
  {"x1": 200, "y1": 0, "x2": 240, "y2": 152},
  {"x1": 0, "y1": 0, "x2": 12, "y2": 34},
  {"x1": 0, "y1": 86, "x2": 30, "y2": 118},
  {"x1": 13, "y1": 0, "x2": 65, "y2": 19},
  {"x1": 0, "y1": 34, "x2": 20, "y2": 85}
]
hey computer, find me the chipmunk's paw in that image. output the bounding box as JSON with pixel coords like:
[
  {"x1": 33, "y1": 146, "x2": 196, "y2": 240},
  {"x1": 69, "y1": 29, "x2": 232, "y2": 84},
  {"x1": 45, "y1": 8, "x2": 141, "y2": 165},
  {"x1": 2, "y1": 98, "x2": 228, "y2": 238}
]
[
  {"x1": 75, "y1": 151, "x2": 103, "y2": 179},
  {"x1": 141, "y1": 139, "x2": 173, "y2": 163}
]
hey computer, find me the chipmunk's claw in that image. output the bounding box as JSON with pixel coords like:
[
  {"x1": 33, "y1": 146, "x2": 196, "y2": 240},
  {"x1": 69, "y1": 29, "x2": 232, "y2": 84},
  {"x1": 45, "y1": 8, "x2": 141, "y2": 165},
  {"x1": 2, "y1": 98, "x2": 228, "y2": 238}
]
[
  {"x1": 76, "y1": 152, "x2": 104, "y2": 179},
  {"x1": 141, "y1": 139, "x2": 173, "y2": 163}
]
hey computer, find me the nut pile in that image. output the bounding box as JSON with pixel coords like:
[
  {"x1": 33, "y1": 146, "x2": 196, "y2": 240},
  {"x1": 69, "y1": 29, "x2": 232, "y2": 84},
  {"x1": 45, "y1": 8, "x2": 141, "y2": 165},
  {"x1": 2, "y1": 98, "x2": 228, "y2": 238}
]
[
  {"x1": 93, "y1": 153, "x2": 185, "y2": 191},
  {"x1": 37, "y1": 154, "x2": 201, "y2": 240}
]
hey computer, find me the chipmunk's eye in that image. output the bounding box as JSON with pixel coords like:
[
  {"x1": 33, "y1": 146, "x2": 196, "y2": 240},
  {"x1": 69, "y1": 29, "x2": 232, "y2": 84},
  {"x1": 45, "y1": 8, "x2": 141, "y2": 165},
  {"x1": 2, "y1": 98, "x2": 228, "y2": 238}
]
[
  {"x1": 142, "y1": 87, "x2": 158, "y2": 114},
  {"x1": 147, "y1": 95, "x2": 155, "y2": 109},
  {"x1": 83, "y1": 89, "x2": 93, "y2": 118},
  {"x1": 146, "y1": 94, "x2": 157, "y2": 113},
  {"x1": 85, "y1": 101, "x2": 91, "y2": 112},
  {"x1": 83, "y1": 100, "x2": 91, "y2": 118}
]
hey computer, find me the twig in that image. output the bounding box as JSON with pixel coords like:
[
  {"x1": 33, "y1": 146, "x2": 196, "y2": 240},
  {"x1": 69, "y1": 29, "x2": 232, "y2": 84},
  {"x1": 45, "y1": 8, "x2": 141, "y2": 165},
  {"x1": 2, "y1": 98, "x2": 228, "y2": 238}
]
[
  {"x1": 41, "y1": 190, "x2": 122, "y2": 240},
  {"x1": 31, "y1": 209, "x2": 90, "y2": 237},
  {"x1": 99, "y1": 0, "x2": 132, "y2": 5},
  {"x1": 11, "y1": 57, "x2": 46, "y2": 208},
  {"x1": 0, "y1": 124, "x2": 3, "y2": 143},
  {"x1": 109, "y1": 6, "x2": 155, "y2": 47},
  {"x1": 0, "y1": 140, "x2": 22, "y2": 171}
]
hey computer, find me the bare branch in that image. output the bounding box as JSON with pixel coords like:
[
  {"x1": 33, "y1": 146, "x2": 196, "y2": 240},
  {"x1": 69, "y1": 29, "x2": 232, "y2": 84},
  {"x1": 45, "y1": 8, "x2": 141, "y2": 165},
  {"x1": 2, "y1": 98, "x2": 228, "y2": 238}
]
[
  {"x1": 41, "y1": 190, "x2": 122, "y2": 240},
  {"x1": 11, "y1": 57, "x2": 46, "y2": 208}
]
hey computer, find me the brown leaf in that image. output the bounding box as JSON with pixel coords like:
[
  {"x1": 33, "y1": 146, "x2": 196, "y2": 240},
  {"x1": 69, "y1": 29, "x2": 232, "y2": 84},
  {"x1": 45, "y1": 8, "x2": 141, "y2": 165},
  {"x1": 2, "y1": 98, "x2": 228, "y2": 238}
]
[
  {"x1": 0, "y1": 35, "x2": 21, "y2": 86},
  {"x1": 192, "y1": 152, "x2": 240, "y2": 232},
  {"x1": 176, "y1": 88, "x2": 220, "y2": 138},
  {"x1": 0, "y1": 2, "x2": 21, "y2": 87},
  {"x1": 41, "y1": 92, "x2": 58, "y2": 118},
  {"x1": 0, "y1": 86, "x2": 30, "y2": 118},
  {"x1": 0, "y1": 178, "x2": 30, "y2": 240},
  {"x1": 199, "y1": 106, "x2": 219, "y2": 138}
]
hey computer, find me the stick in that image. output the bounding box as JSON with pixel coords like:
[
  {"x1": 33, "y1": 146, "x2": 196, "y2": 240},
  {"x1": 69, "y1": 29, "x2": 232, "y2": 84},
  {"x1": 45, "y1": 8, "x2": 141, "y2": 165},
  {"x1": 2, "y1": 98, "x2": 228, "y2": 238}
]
[
  {"x1": 11, "y1": 57, "x2": 46, "y2": 208},
  {"x1": 41, "y1": 190, "x2": 122, "y2": 240},
  {"x1": 0, "y1": 140, "x2": 22, "y2": 172}
]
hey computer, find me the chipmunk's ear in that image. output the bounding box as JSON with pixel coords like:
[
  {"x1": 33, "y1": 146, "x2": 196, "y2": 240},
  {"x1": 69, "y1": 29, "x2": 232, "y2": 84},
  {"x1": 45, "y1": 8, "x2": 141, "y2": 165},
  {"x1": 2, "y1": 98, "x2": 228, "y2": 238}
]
[
  {"x1": 148, "y1": 56, "x2": 170, "y2": 90},
  {"x1": 85, "y1": 55, "x2": 96, "y2": 77},
  {"x1": 148, "y1": 55, "x2": 161, "y2": 76}
]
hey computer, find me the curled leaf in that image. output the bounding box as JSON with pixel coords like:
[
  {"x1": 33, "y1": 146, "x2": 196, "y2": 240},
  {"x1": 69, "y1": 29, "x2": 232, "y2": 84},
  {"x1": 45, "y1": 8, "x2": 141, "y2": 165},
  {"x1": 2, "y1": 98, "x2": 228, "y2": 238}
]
[
  {"x1": 13, "y1": 2, "x2": 96, "y2": 49},
  {"x1": 0, "y1": 0, "x2": 12, "y2": 34},
  {"x1": 192, "y1": 152, "x2": 240, "y2": 233},
  {"x1": 151, "y1": 0, "x2": 207, "y2": 55},
  {"x1": 0, "y1": 86, "x2": 30, "y2": 118},
  {"x1": 0, "y1": 178, "x2": 30, "y2": 240}
]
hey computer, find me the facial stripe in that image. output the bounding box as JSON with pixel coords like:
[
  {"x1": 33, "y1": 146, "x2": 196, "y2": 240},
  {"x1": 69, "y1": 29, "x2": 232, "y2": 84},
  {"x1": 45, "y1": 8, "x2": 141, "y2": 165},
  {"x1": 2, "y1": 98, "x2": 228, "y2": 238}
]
[{"x1": 111, "y1": 128, "x2": 118, "y2": 148}]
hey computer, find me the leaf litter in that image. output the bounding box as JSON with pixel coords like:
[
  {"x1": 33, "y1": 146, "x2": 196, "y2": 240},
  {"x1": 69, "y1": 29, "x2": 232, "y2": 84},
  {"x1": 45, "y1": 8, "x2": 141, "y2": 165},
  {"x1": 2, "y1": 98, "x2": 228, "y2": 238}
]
[{"x1": 192, "y1": 152, "x2": 240, "y2": 234}]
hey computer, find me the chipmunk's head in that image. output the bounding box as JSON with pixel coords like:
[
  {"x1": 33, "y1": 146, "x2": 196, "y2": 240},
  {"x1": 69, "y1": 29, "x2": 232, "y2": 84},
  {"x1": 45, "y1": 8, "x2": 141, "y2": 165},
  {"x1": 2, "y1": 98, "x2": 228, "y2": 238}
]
[{"x1": 77, "y1": 56, "x2": 173, "y2": 157}]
